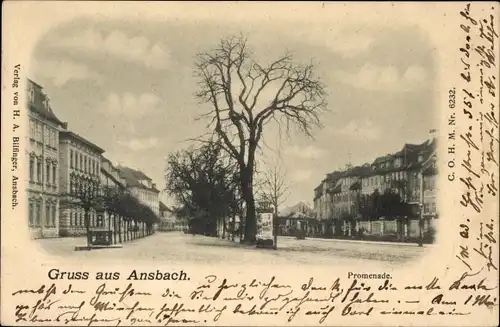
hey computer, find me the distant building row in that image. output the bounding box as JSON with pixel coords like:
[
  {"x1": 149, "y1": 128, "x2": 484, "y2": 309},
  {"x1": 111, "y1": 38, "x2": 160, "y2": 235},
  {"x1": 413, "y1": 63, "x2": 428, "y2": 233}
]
[
  {"x1": 313, "y1": 138, "x2": 437, "y2": 234},
  {"x1": 26, "y1": 78, "x2": 161, "y2": 238}
]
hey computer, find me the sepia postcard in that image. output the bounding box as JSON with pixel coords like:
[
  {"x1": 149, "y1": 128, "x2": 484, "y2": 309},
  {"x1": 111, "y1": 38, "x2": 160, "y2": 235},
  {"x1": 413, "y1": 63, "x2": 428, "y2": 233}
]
[{"x1": 1, "y1": 1, "x2": 499, "y2": 326}]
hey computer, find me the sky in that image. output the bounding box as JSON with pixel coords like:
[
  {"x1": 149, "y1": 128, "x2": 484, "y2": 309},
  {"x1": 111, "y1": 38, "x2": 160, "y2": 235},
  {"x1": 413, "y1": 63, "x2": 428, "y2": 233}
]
[{"x1": 30, "y1": 17, "x2": 437, "y2": 210}]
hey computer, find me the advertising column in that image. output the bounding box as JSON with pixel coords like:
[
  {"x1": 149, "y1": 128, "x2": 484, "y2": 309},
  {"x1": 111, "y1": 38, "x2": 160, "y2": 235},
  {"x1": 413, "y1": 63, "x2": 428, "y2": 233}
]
[{"x1": 256, "y1": 211, "x2": 274, "y2": 248}]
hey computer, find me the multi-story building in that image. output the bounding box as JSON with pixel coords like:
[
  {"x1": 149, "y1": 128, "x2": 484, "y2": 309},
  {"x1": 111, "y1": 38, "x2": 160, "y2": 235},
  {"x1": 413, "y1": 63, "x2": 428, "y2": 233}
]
[
  {"x1": 329, "y1": 165, "x2": 371, "y2": 235},
  {"x1": 313, "y1": 171, "x2": 343, "y2": 234},
  {"x1": 117, "y1": 166, "x2": 160, "y2": 217},
  {"x1": 101, "y1": 157, "x2": 127, "y2": 189},
  {"x1": 27, "y1": 79, "x2": 64, "y2": 238},
  {"x1": 361, "y1": 139, "x2": 437, "y2": 205},
  {"x1": 312, "y1": 138, "x2": 437, "y2": 238},
  {"x1": 58, "y1": 128, "x2": 105, "y2": 236},
  {"x1": 100, "y1": 157, "x2": 127, "y2": 229},
  {"x1": 313, "y1": 171, "x2": 343, "y2": 220},
  {"x1": 421, "y1": 151, "x2": 438, "y2": 218}
]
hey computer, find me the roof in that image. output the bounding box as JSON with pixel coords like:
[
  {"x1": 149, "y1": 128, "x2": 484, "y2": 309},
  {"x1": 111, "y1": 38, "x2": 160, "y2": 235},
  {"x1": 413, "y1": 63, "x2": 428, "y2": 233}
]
[
  {"x1": 343, "y1": 165, "x2": 372, "y2": 177},
  {"x1": 367, "y1": 138, "x2": 436, "y2": 175},
  {"x1": 27, "y1": 78, "x2": 64, "y2": 125},
  {"x1": 326, "y1": 171, "x2": 343, "y2": 181},
  {"x1": 117, "y1": 166, "x2": 160, "y2": 193},
  {"x1": 159, "y1": 201, "x2": 170, "y2": 212},
  {"x1": 60, "y1": 131, "x2": 105, "y2": 154},
  {"x1": 101, "y1": 166, "x2": 125, "y2": 189}
]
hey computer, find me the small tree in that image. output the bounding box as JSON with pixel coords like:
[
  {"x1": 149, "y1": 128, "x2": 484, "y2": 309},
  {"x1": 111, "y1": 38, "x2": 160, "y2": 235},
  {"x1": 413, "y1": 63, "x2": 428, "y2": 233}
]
[
  {"x1": 256, "y1": 159, "x2": 291, "y2": 247},
  {"x1": 102, "y1": 185, "x2": 122, "y2": 244},
  {"x1": 60, "y1": 174, "x2": 101, "y2": 247},
  {"x1": 257, "y1": 160, "x2": 291, "y2": 217}
]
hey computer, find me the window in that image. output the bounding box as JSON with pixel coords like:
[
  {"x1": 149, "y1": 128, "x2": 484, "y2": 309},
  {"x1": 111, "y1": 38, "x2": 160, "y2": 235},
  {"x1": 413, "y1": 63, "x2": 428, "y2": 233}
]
[
  {"x1": 418, "y1": 155, "x2": 424, "y2": 163},
  {"x1": 29, "y1": 157, "x2": 34, "y2": 182},
  {"x1": 30, "y1": 119, "x2": 35, "y2": 138},
  {"x1": 35, "y1": 202, "x2": 41, "y2": 226},
  {"x1": 29, "y1": 202, "x2": 34, "y2": 226},
  {"x1": 46, "y1": 163, "x2": 50, "y2": 184},
  {"x1": 52, "y1": 166, "x2": 56, "y2": 185},
  {"x1": 80, "y1": 154, "x2": 83, "y2": 171},
  {"x1": 28, "y1": 84, "x2": 35, "y2": 103},
  {"x1": 45, "y1": 204, "x2": 51, "y2": 227},
  {"x1": 35, "y1": 122, "x2": 41, "y2": 141},
  {"x1": 44, "y1": 128, "x2": 50, "y2": 145},
  {"x1": 70, "y1": 150, "x2": 74, "y2": 168},
  {"x1": 36, "y1": 160, "x2": 42, "y2": 182},
  {"x1": 84, "y1": 156, "x2": 87, "y2": 173}
]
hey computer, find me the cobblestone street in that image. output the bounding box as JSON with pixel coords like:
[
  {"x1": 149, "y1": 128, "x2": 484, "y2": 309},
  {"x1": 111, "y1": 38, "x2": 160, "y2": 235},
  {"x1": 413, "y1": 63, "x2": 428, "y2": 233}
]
[{"x1": 36, "y1": 232, "x2": 431, "y2": 267}]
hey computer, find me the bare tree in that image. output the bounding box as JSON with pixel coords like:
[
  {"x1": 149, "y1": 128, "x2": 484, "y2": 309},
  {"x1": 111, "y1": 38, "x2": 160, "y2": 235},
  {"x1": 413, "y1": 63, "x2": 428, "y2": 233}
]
[
  {"x1": 194, "y1": 35, "x2": 327, "y2": 243},
  {"x1": 257, "y1": 160, "x2": 291, "y2": 217}
]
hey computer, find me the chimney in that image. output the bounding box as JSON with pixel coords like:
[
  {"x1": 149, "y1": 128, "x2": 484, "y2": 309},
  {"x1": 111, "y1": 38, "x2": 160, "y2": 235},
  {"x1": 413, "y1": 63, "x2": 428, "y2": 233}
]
[{"x1": 61, "y1": 122, "x2": 68, "y2": 129}]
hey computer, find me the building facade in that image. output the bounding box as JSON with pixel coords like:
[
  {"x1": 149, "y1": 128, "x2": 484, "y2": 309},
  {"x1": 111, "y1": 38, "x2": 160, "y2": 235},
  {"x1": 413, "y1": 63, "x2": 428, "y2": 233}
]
[
  {"x1": 100, "y1": 157, "x2": 127, "y2": 232},
  {"x1": 117, "y1": 166, "x2": 160, "y2": 217},
  {"x1": 58, "y1": 129, "x2": 105, "y2": 236},
  {"x1": 421, "y1": 152, "x2": 438, "y2": 218},
  {"x1": 312, "y1": 138, "x2": 438, "y2": 238},
  {"x1": 27, "y1": 79, "x2": 64, "y2": 238}
]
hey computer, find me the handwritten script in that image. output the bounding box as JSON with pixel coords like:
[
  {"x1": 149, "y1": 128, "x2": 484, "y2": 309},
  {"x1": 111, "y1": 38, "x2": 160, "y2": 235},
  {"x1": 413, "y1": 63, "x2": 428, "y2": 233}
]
[
  {"x1": 456, "y1": 2, "x2": 498, "y2": 281},
  {"x1": 9, "y1": 271, "x2": 499, "y2": 326}
]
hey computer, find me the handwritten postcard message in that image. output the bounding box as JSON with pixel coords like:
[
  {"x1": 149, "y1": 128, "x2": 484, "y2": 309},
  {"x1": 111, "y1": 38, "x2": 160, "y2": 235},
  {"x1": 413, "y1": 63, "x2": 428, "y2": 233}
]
[
  {"x1": 1, "y1": 2, "x2": 498, "y2": 326},
  {"x1": 7, "y1": 270, "x2": 499, "y2": 326}
]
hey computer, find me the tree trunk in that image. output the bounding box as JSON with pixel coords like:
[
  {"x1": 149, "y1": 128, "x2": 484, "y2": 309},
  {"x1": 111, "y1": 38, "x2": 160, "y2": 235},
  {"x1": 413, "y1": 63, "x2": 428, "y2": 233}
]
[
  {"x1": 123, "y1": 220, "x2": 129, "y2": 242},
  {"x1": 231, "y1": 213, "x2": 235, "y2": 242},
  {"x1": 118, "y1": 216, "x2": 122, "y2": 243},
  {"x1": 240, "y1": 167, "x2": 257, "y2": 244},
  {"x1": 113, "y1": 214, "x2": 117, "y2": 244},
  {"x1": 222, "y1": 217, "x2": 226, "y2": 239},
  {"x1": 85, "y1": 209, "x2": 90, "y2": 248},
  {"x1": 242, "y1": 191, "x2": 257, "y2": 244}
]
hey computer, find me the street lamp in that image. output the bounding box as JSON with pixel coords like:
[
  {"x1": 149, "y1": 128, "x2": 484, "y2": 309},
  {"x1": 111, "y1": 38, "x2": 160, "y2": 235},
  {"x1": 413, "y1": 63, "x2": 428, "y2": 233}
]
[
  {"x1": 418, "y1": 203, "x2": 423, "y2": 247},
  {"x1": 418, "y1": 171, "x2": 424, "y2": 247}
]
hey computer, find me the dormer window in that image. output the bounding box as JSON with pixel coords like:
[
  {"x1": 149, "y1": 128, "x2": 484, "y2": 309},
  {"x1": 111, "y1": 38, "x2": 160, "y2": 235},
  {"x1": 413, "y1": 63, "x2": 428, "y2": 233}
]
[
  {"x1": 43, "y1": 97, "x2": 50, "y2": 110},
  {"x1": 28, "y1": 84, "x2": 35, "y2": 103}
]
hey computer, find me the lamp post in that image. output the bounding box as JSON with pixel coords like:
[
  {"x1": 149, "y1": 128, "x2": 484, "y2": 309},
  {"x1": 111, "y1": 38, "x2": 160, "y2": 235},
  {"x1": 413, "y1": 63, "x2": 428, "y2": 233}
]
[
  {"x1": 418, "y1": 171, "x2": 424, "y2": 247},
  {"x1": 273, "y1": 214, "x2": 277, "y2": 250},
  {"x1": 418, "y1": 203, "x2": 423, "y2": 247}
]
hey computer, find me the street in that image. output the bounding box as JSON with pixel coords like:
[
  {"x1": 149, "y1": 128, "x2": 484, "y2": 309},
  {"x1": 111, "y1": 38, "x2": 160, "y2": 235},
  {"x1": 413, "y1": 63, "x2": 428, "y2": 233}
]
[{"x1": 37, "y1": 232, "x2": 431, "y2": 267}]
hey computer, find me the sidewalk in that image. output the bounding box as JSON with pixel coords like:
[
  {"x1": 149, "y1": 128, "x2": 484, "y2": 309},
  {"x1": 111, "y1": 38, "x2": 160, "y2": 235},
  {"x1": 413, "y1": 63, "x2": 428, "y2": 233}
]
[{"x1": 280, "y1": 236, "x2": 438, "y2": 247}]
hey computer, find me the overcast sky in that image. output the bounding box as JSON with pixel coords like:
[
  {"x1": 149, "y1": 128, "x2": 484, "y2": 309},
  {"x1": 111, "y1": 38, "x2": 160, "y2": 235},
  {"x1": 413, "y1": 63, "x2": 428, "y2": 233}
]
[{"x1": 30, "y1": 18, "x2": 437, "y2": 209}]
